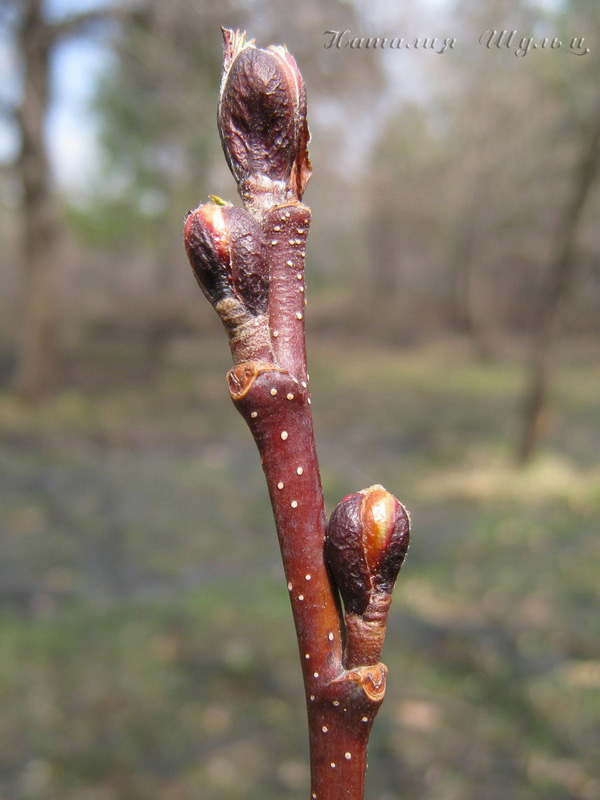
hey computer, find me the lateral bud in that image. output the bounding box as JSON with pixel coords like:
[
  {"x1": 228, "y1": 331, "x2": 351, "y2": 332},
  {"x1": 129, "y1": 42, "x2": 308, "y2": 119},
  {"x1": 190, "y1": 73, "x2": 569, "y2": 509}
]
[
  {"x1": 325, "y1": 485, "x2": 410, "y2": 617},
  {"x1": 184, "y1": 200, "x2": 273, "y2": 364},
  {"x1": 325, "y1": 485, "x2": 410, "y2": 668},
  {"x1": 184, "y1": 200, "x2": 268, "y2": 314},
  {"x1": 218, "y1": 28, "x2": 311, "y2": 210}
]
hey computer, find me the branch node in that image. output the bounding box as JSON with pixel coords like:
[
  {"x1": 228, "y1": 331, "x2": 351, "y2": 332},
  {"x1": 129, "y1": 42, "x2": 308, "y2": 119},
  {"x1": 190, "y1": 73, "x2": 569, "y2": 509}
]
[
  {"x1": 331, "y1": 663, "x2": 388, "y2": 704},
  {"x1": 227, "y1": 361, "x2": 283, "y2": 399}
]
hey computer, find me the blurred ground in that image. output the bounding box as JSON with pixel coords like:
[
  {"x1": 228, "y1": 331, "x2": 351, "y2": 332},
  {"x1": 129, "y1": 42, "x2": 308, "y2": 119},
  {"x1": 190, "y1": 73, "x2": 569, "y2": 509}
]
[
  {"x1": 2, "y1": 2, "x2": 600, "y2": 797},
  {"x1": 0, "y1": 333, "x2": 598, "y2": 800}
]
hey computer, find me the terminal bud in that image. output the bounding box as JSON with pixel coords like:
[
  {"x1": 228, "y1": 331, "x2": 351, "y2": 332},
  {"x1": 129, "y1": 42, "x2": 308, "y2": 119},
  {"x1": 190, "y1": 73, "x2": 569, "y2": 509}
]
[{"x1": 219, "y1": 28, "x2": 311, "y2": 208}]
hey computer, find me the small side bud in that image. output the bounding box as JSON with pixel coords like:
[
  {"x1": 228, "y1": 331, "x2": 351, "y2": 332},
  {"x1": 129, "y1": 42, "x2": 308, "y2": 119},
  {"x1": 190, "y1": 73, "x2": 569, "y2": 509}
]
[
  {"x1": 184, "y1": 201, "x2": 268, "y2": 314},
  {"x1": 184, "y1": 200, "x2": 273, "y2": 364},
  {"x1": 218, "y1": 28, "x2": 311, "y2": 208},
  {"x1": 325, "y1": 485, "x2": 410, "y2": 616},
  {"x1": 184, "y1": 202, "x2": 232, "y2": 306}
]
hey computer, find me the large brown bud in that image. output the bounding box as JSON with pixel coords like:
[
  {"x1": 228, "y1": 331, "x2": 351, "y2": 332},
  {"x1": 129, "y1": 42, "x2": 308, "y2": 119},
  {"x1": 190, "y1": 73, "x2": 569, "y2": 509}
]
[
  {"x1": 325, "y1": 485, "x2": 410, "y2": 616},
  {"x1": 218, "y1": 28, "x2": 311, "y2": 209}
]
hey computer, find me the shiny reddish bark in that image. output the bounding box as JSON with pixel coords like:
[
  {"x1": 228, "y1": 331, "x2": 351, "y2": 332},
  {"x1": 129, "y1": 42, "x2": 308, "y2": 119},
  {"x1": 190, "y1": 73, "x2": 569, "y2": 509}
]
[{"x1": 184, "y1": 29, "x2": 411, "y2": 800}]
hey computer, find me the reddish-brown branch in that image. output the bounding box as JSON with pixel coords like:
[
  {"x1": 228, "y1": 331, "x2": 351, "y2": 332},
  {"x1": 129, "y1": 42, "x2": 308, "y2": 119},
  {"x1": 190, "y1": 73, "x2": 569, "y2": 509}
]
[
  {"x1": 228, "y1": 362, "x2": 386, "y2": 799},
  {"x1": 185, "y1": 29, "x2": 411, "y2": 800},
  {"x1": 263, "y1": 203, "x2": 311, "y2": 384},
  {"x1": 228, "y1": 362, "x2": 341, "y2": 682}
]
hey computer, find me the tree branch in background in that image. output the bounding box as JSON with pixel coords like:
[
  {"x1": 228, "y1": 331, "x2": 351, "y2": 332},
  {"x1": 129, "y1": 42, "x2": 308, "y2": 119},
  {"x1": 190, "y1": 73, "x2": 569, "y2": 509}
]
[
  {"x1": 12, "y1": 0, "x2": 120, "y2": 398},
  {"x1": 184, "y1": 29, "x2": 411, "y2": 800},
  {"x1": 517, "y1": 107, "x2": 600, "y2": 464}
]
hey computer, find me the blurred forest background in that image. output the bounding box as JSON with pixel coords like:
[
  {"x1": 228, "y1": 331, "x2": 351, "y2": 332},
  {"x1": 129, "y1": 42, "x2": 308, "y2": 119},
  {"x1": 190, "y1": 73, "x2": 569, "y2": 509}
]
[{"x1": 1, "y1": 0, "x2": 599, "y2": 798}]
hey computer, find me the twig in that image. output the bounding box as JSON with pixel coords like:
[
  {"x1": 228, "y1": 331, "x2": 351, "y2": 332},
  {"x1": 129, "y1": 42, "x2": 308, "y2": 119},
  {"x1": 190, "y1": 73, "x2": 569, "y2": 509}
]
[{"x1": 184, "y1": 28, "x2": 411, "y2": 800}]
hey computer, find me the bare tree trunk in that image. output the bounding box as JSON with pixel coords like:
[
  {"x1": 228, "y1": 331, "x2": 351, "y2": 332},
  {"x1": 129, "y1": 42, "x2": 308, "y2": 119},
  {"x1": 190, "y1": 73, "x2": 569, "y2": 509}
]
[
  {"x1": 453, "y1": 216, "x2": 493, "y2": 358},
  {"x1": 13, "y1": 0, "x2": 114, "y2": 398},
  {"x1": 451, "y1": 178, "x2": 495, "y2": 359},
  {"x1": 516, "y1": 110, "x2": 600, "y2": 464},
  {"x1": 14, "y1": 0, "x2": 57, "y2": 398},
  {"x1": 366, "y1": 213, "x2": 400, "y2": 339}
]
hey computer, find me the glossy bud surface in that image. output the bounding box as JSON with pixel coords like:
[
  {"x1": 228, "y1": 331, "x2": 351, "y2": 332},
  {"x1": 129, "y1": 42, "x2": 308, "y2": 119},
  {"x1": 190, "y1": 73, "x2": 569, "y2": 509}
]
[{"x1": 325, "y1": 485, "x2": 410, "y2": 616}]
